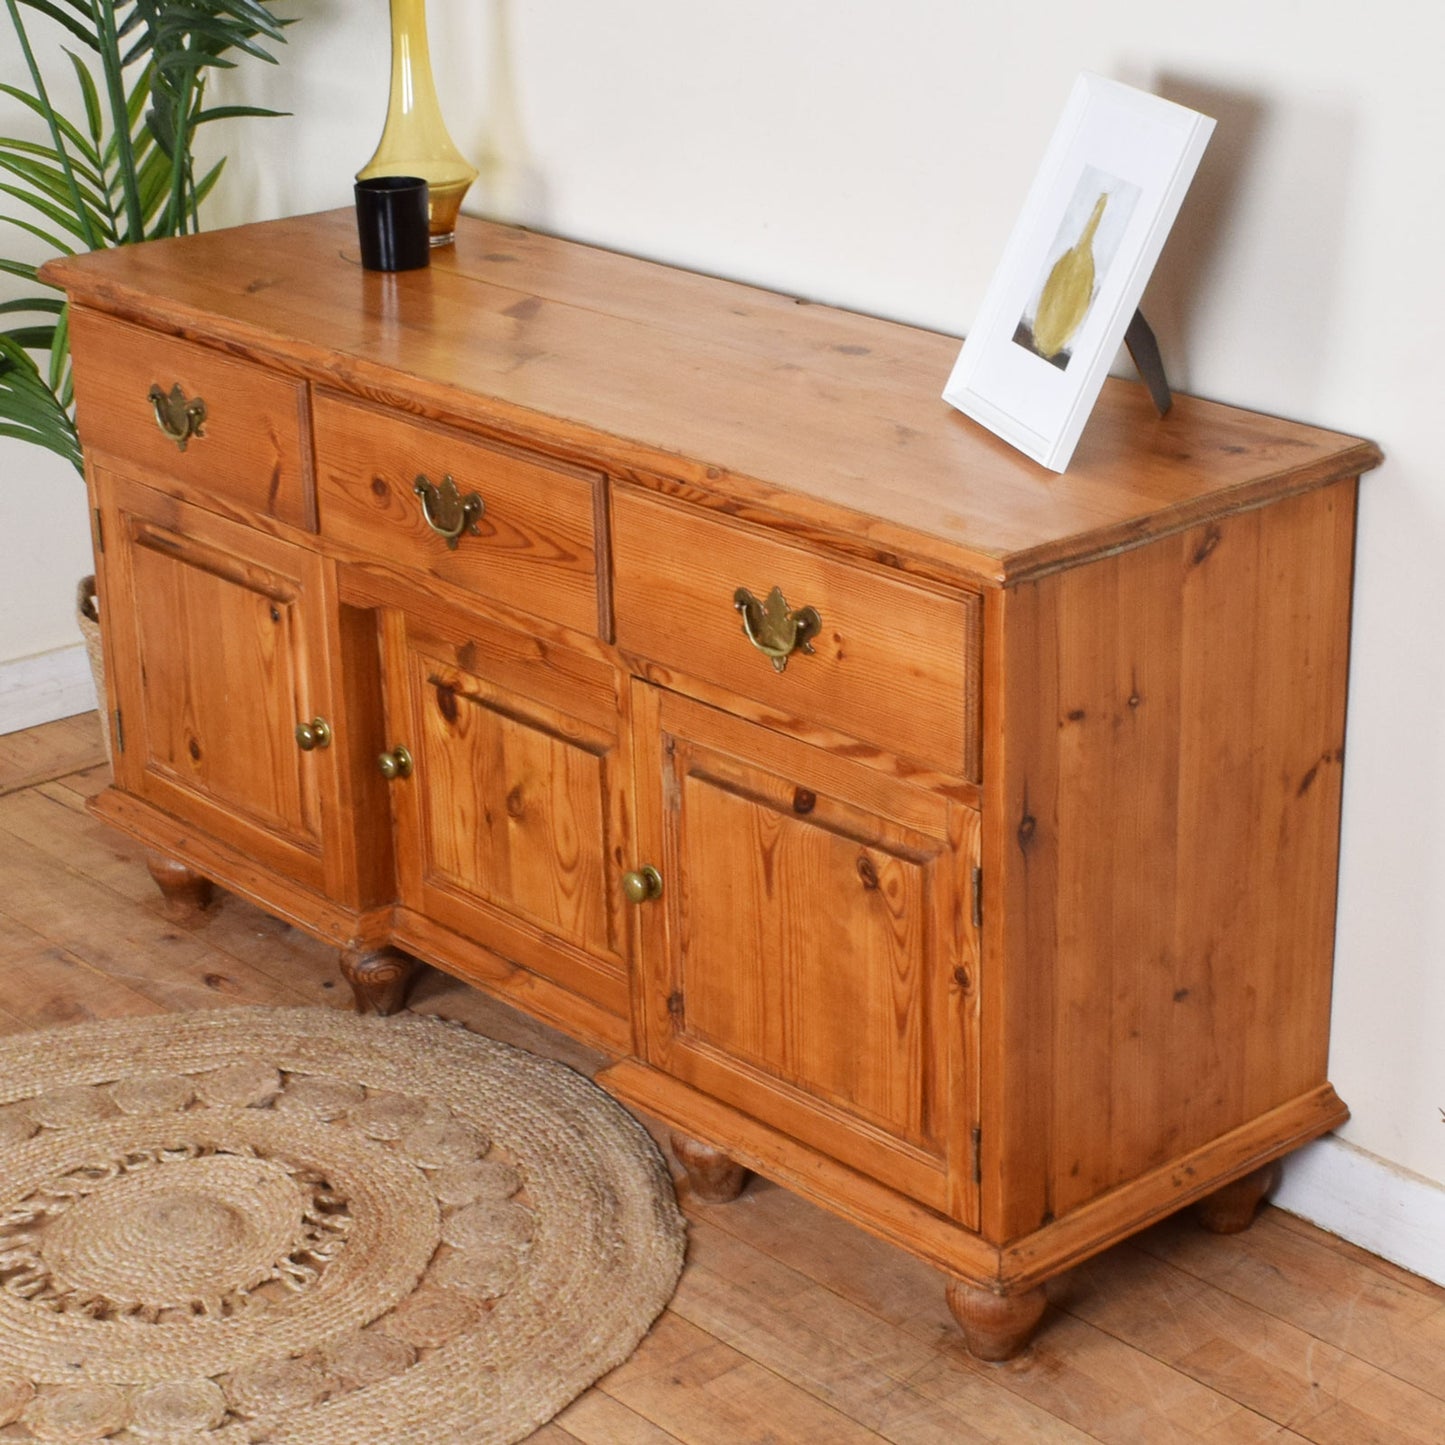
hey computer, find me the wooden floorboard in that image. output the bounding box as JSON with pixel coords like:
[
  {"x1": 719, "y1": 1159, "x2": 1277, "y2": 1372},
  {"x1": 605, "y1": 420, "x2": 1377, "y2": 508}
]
[
  {"x1": 0, "y1": 709, "x2": 106, "y2": 794},
  {"x1": 0, "y1": 712, "x2": 1437, "y2": 1444}
]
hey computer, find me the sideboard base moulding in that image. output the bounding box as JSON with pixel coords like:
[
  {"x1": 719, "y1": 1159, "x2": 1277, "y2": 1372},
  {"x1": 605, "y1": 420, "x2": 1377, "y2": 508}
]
[{"x1": 46, "y1": 208, "x2": 1380, "y2": 1360}]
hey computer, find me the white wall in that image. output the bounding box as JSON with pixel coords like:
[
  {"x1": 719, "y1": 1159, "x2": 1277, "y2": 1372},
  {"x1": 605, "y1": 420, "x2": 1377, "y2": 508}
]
[
  {"x1": 0, "y1": 26, "x2": 123, "y2": 711},
  {"x1": 0, "y1": 443, "x2": 92, "y2": 659},
  {"x1": 0, "y1": 43, "x2": 96, "y2": 682},
  {"x1": 4, "y1": 1, "x2": 1440, "y2": 1271}
]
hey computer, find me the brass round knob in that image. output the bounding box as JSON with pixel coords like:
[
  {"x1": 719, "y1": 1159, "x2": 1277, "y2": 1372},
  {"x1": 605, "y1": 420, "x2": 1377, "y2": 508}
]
[
  {"x1": 622, "y1": 865, "x2": 663, "y2": 905},
  {"x1": 294, "y1": 717, "x2": 332, "y2": 752},
  {"x1": 378, "y1": 745, "x2": 414, "y2": 781}
]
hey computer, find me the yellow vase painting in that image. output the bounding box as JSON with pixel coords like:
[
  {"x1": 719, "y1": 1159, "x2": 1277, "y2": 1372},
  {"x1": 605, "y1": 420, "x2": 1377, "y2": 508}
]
[
  {"x1": 1031, "y1": 191, "x2": 1107, "y2": 360},
  {"x1": 1015, "y1": 168, "x2": 1140, "y2": 372}
]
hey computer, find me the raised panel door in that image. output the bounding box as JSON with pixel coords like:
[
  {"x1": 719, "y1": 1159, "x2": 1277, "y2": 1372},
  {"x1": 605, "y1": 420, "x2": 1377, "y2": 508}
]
[
  {"x1": 97, "y1": 469, "x2": 336, "y2": 890},
  {"x1": 379, "y1": 610, "x2": 631, "y2": 1021},
  {"x1": 631, "y1": 681, "x2": 980, "y2": 1221}
]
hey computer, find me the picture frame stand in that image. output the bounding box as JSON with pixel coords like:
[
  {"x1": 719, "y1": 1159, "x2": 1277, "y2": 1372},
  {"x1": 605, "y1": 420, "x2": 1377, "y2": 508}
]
[{"x1": 1124, "y1": 309, "x2": 1172, "y2": 417}]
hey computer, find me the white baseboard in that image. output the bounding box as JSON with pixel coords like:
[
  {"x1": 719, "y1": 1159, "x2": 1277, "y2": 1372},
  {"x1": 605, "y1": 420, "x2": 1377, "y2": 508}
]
[
  {"x1": 1274, "y1": 1134, "x2": 1445, "y2": 1286},
  {"x1": 0, "y1": 644, "x2": 98, "y2": 735}
]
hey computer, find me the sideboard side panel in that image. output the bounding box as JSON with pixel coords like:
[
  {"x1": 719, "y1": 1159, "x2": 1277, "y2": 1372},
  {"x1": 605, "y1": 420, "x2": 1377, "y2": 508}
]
[{"x1": 989, "y1": 479, "x2": 1359, "y2": 1240}]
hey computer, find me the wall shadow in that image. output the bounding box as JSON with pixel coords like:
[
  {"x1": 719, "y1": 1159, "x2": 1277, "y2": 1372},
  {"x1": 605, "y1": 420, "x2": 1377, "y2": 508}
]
[
  {"x1": 467, "y1": 0, "x2": 550, "y2": 227},
  {"x1": 1131, "y1": 73, "x2": 1356, "y2": 405}
]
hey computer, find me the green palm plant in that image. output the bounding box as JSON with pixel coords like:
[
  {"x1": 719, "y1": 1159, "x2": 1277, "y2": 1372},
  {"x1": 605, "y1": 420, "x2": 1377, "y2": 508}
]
[{"x1": 0, "y1": 0, "x2": 293, "y2": 473}]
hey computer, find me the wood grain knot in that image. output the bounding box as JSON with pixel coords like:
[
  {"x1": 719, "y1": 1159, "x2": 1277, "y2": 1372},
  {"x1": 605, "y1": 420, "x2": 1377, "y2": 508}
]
[
  {"x1": 504, "y1": 296, "x2": 543, "y2": 321},
  {"x1": 1297, "y1": 748, "x2": 1342, "y2": 797}
]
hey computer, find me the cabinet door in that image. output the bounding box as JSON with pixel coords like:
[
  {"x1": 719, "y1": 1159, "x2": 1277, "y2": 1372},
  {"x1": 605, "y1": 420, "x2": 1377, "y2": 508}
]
[
  {"x1": 98, "y1": 470, "x2": 337, "y2": 891},
  {"x1": 379, "y1": 610, "x2": 631, "y2": 1022},
  {"x1": 631, "y1": 682, "x2": 980, "y2": 1220}
]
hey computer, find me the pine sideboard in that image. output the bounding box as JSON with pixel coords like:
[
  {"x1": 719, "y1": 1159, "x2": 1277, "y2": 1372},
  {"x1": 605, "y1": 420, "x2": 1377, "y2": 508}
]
[{"x1": 45, "y1": 210, "x2": 1381, "y2": 1359}]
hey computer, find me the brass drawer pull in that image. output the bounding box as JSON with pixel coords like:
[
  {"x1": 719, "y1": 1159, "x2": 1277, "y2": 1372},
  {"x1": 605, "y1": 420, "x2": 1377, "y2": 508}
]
[
  {"x1": 147, "y1": 382, "x2": 207, "y2": 451},
  {"x1": 622, "y1": 865, "x2": 664, "y2": 904},
  {"x1": 378, "y1": 745, "x2": 414, "y2": 780},
  {"x1": 414, "y1": 473, "x2": 485, "y2": 549},
  {"x1": 294, "y1": 717, "x2": 332, "y2": 752},
  {"x1": 733, "y1": 585, "x2": 821, "y2": 673}
]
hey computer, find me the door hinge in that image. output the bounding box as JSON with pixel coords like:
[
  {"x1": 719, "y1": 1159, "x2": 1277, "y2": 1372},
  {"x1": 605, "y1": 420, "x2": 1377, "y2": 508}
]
[
  {"x1": 113, "y1": 707, "x2": 124, "y2": 753},
  {"x1": 971, "y1": 865, "x2": 983, "y2": 930},
  {"x1": 971, "y1": 1124, "x2": 983, "y2": 1186},
  {"x1": 92, "y1": 507, "x2": 104, "y2": 554}
]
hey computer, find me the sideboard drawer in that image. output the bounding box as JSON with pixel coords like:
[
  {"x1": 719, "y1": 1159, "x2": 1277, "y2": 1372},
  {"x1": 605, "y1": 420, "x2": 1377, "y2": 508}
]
[
  {"x1": 613, "y1": 488, "x2": 981, "y2": 777},
  {"x1": 314, "y1": 393, "x2": 605, "y2": 636},
  {"x1": 68, "y1": 308, "x2": 312, "y2": 529}
]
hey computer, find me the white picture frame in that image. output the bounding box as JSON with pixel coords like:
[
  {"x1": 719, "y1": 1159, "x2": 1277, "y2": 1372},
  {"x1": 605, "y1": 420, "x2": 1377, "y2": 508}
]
[{"x1": 943, "y1": 74, "x2": 1214, "y2": 473}]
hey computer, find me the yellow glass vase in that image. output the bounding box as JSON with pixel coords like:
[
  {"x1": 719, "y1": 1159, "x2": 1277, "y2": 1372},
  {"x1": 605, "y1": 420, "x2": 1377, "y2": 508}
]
[{"x1": 357, "y1": 0, "x2": 478, "y2": 246}]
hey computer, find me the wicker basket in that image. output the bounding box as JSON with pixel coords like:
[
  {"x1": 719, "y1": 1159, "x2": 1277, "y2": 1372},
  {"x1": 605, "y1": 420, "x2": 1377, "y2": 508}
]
[{"x1": 76, "y1": 574, "x2": 112, "y2": 767}]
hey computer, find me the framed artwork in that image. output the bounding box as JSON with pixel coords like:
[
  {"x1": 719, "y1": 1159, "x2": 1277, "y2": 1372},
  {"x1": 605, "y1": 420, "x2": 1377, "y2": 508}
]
[{"x1": 943, "y1": 74, "x2": 1214, "y2": 472}]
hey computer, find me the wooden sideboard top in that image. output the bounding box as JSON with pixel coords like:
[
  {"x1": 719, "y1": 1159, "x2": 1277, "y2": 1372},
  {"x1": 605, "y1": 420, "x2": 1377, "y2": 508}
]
[{"x1": 45, "y1": 208, "x2": 1381, "y2": 584}]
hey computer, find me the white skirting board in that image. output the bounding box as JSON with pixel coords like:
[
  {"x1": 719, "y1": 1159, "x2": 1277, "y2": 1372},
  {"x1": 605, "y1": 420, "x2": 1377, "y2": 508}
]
[
  {"x1": 1275, "y1": 1134, "x2": 1445, "y2": 1286},
  {"x1": 0, "y1": 644, "x2": 98, "y2": 735}
]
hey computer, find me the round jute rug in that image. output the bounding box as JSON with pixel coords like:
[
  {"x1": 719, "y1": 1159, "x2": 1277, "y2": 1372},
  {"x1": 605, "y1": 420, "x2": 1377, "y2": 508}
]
[{"x1": 0, "y1": 1007, "x2": 686, "y2": 1444}]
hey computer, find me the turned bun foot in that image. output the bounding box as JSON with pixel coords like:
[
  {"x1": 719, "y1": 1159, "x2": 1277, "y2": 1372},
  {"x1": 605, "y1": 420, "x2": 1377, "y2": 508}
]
[
  {"x1": 146, "y1": 852, "x2": 215, "y2": 919},
  {"x1": 671, "y1": 1132, "x2": 751, "y2": 1203},
  {"x1": 339, "y1": 946, "x2": 418, "y2": 1016},
  {"x1": 1194, "y1": 1161, "x2": 1282, "y2": 1234},
  {"x1": 945, "y1": 1280, "x2": 1048, "y2": 1361}
]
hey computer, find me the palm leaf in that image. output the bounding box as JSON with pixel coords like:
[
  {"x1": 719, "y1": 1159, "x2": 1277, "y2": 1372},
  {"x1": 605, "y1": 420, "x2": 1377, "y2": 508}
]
[
  {"x1": 0, "y1": 179, "x2": 110, "y2": 245},
  {"x1": 0, "y1": 149, "x2": 111, "y2": 218},
  {"x1": 3, "y1": 323, "x2": 57, "y2": 350},
  {"x1": 14, "y1": 0, "x2": 98, "y2": 50},
  {"x1": 192, "y1": 103, "x2": 286, "y2": 125},
  {"x1": 1, "y1": 210, "x2": 81, "y2": 255},
  {"x1": 66, "y1": 46, "x2": 105, "y2": 149},
  {"x1": 192, "y1": 155, "x2": 223, "y2": 205},
  {"x1": 0, "y1": 335, "x2": 82, "y2": 470},
  {"x1": 89, "y1": 0, "x2": 145, "y2": 241},
  {"x1": 0, "y1": 134, "x2": 106, "y2": 191},
  {"x1": 0, "y1": 5, "x2": 104, "y2": 251},
  {"x1": 47, "y1": 298, "x2": 69, "y2": 391},
  {"x1": 2, "y1": 0, "x2": 295, "y2": 481},
  {"x1": 0, "y1": 296, "x2": 65, "y2": 316},
  {"x1": 21, "y1": 0, "x2": 98, "y2": 20},
  {"x1": 0, "y1": 83, "x2": 104, "y2": 171}
]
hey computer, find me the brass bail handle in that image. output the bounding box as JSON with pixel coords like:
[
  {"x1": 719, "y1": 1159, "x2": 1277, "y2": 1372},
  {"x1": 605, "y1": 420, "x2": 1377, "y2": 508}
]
[
  {"x1": 733, "y1": 585, "x2": 822, "y2": 673},
  {"x1": 148, "y1": 382, "x2": 207, "y2": 452},
  {"x1": 414, "y1": 474, "x2": 485, "y2": 549}
]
